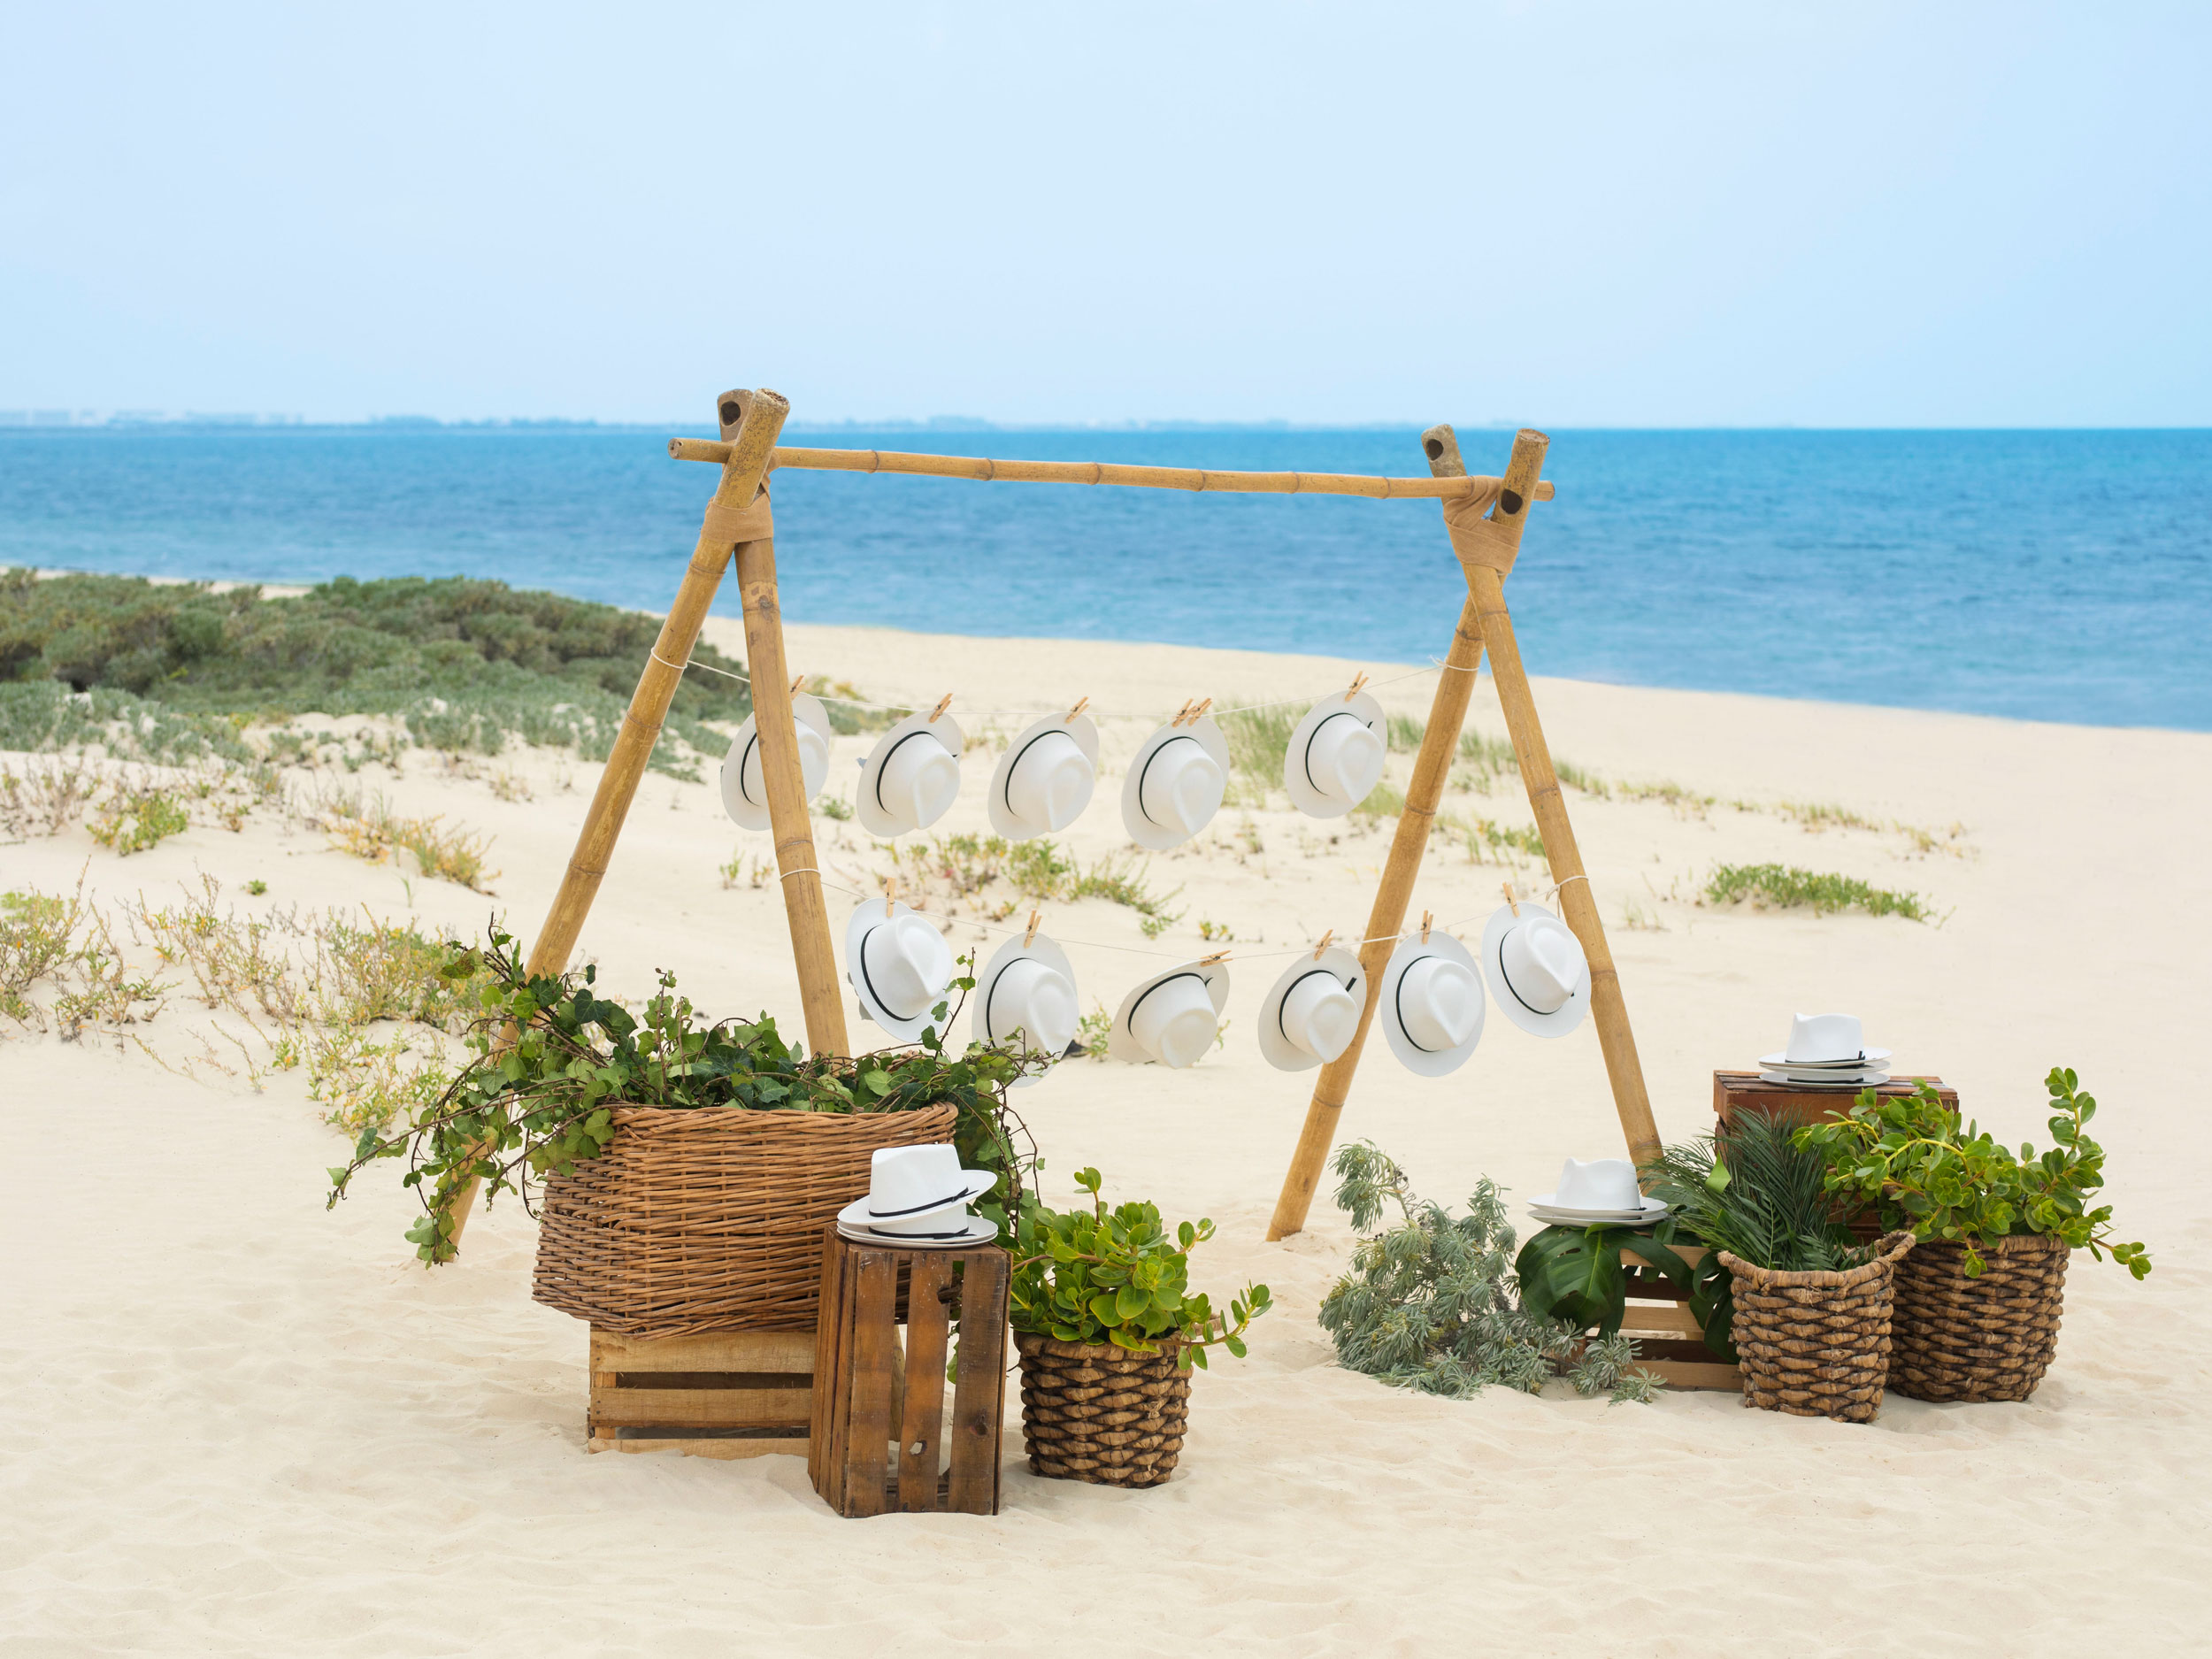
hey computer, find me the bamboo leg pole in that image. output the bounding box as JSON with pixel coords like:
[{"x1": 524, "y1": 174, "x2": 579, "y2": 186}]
[
  {"x1": 734, "y1": 531, "x2": 850, "y2": 1064},
  {"x1": 1453, "y1": 429, "x2": 1662, "y2": 1171},
  {"x1": 434, "y1": 387, "x2": 787, "y2": 1249},
  {"x1": 1262, "y1": 434, "x2": 1519, "y2": 1241}
]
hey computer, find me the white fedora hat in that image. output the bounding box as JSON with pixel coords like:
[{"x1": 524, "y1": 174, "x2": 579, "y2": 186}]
[
  {"x1": 989, "y1": 710, "x2": 1100, "y2": 841},
  {"x1": 1480, "y1": 902, "x2": 1591, "y2": 1038},
  {"x1": 854, "y1": 710, "x2": 965, "y2": 839},
  {"x1": 971, "y1": 930, "x2": 1079, "y2": 1083},
  {"x1": 843, "y1": 895, "x2": 957, "y2": 1044},
  {"x1": 1121, "y1": 715, "x2": 1229, "y2": 850},
  {"x1": 834, "y1": 1144, "x2": 998, "y2": 1241},
  {"x1": 1108, "y1": 958, "x2": 1230, "y2": 1069},
  {"x1": 1283, "y1": 688, "x2": 1387, "y2": 818},
  {"x1": 719, "y1": 693, "x2": 833, "y2": 832},
  {"x1": 1378, "y1": 932, "x2": 1486, "y2": 1076},
  {"x1": 1257, "y1": 946, "x2": 1368, "y2": 1072}
]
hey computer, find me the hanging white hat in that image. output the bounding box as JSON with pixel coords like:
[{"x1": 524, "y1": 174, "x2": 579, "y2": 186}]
[
  {"x1": 855, "y1": 710, "x2": 965, "y2": 839},
  {"x1": 1120, "y1": 714, "x2": 1229, "y2": 851},
  {"x1": 719, "y1": 692, "x2": 833, "y2": 832},
  {"x1": 1108, "y1": 958, "x2": 1230, "y2": 1069},
  {"x1": 1378, "y1": 929, "x2": 1486, "y2": 1077},
  {"x1": 1257, "y1": 946, "x2": 1368, "y2": 1073},
  {"x1": 971, "y1": 928, "x2": 1079, "y2": 1082},
  {"x1": 1480, "y1": 901, "x2": 1591, "y2": 1038},
  {"x1": 844, "y1": 895, "x2": 957, "y2": 1044},
  {"x1": 1283, "y1": 688, "x2": 1387, "y2": 818},
  {"x1": 989, "y1": 709, "x2": 1100, "y2": 841}
]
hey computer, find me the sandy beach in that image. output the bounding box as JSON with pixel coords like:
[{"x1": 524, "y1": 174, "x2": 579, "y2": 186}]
[{"x1": 5, "y1": 622, "x2": 2209, "y2": 1656}]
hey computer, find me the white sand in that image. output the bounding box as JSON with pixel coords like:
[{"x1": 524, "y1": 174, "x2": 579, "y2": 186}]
[{"x1": 4, "y1": 624, "x2": 2209, "y2": 1655}]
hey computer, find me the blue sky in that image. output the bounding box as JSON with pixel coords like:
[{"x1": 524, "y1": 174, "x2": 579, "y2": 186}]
[{"x1": 4, "y1": 3, "x2": 2206, "y2": 426}]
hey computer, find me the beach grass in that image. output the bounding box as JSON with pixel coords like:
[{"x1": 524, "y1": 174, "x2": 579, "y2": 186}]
[{"x1": 1702, "y1": 863, "x2": 1931, "y2": 921}]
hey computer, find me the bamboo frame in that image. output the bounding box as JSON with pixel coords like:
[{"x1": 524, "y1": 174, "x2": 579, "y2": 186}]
[
  {"x1": 668, "y1": 436, "x2": 1555, "y2": 503},
  {"x1": 1266, "y1": 426, "x2": 1657, "y2": 1240}
]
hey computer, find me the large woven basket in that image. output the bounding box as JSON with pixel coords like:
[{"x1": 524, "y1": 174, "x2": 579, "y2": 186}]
[
  {"x1": 532, "y1": 1102, "x2": 957, "y2": 1340},
  {"x1": 1890, "y1": 1234, "x2": 2069, "y2": 1402},
  {"x1": 1014, "y1": 1333, "x2": 1190, "y2": 1487},
  {"x1": 1721, "y1": 1231, "x2": 1915, "y2": 1423}
]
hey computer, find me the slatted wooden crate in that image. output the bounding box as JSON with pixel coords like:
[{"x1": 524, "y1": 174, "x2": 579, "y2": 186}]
[
  {"x1": 587, "y1": 1326, "x2": 816, "y2": 1458},
  {"x1": 809, "y1": 1229, "x2": 1010, "y2": 1517},
  {"x1": 1713, "y1": 1070, "x2": 1955, "y2": 1132},
  {"x1": 1617, "y1": 1241, "x2": 1740, "y2": 1392}
]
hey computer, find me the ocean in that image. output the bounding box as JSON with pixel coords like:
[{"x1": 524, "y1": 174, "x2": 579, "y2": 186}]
[{"x1": 3, "y1": 426, "x2": 2207, "y2": 731}]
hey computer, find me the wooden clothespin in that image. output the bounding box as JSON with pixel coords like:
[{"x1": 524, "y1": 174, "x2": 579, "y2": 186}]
[
  {"x1": 1312, "y1": 928, "x2": 1333, "y2": 961},
  {"x1": 790, "y1": 673, "x2": 806, "y2": 696},
  {"x1": 1066, "y1": 695, "x2": 1090, "y2": 724},
  {"x1": 1169, "y1": 698, "x2": 1195, "y2": 728},
  {"x1": 1187, "y1": 696, "x2": 1213, "y2": 726},
  {"x1": 1198, "y1": 949, "x2": 1231, "y2": 967},
  {"x1": 884, "y1": 874, "x2": 898, "y2": 911},
  {"x1": 1344, "y1": 671, "x2": 1369, "y2": 703},
  {"x1": 1420, "y1": 910, "x2": 1433, "y2": 943},
  {"x1": 1023, "y1": 910, "x2": 1041, "y2": 948},
  {"x1": 1502, "y1": 880, "x2": 1518, "y2": 916},
  {"x1": 928, "y1": 693, "x2": 954, "y2": 724}
]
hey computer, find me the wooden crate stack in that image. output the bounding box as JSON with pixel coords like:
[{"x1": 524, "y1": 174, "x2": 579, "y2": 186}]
[{"x1": 586, "y1": 1326, "x2": 816, "y2": 1458}]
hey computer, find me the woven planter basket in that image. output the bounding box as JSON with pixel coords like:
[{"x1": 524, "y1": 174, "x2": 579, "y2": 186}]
[
  {"x1": 1889, "y1": 1234, "x2": 2069, "y2": 1402},
  {"x1": 1721, "y1": 1231, "x2": 1915, "y2": 1424},
  {"x1": 1015, "y1": 1333, "x2": 1190, "y2": 1487},
  {"x1": 532, "y1": 1102, "x2": 957, "y2": 1340}
]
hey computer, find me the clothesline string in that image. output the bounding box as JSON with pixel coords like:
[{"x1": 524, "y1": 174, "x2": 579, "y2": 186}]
[{"x1": 649, "y1": 649, "x2": 1448, "y2": 724}]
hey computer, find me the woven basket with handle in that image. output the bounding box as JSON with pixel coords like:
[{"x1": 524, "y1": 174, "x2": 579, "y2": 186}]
[
  {"x1": 1720, "y1": 1231, "x2": 1915, "y2": 1423},
  {"x1": 532, "y1": 1102, "x2": 958, "y2": 1340},
  {"x1": 1889, "y1": 1234, "x2": 2068, "y2": 1402},
  {"x1": 1015, "y1": 1333, "x2": 1190, "y2": 1486}
]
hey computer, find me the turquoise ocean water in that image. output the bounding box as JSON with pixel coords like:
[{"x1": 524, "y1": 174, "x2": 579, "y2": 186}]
[{"x1": 2, "y1": 426, "x2": 2207, "y2": 730}]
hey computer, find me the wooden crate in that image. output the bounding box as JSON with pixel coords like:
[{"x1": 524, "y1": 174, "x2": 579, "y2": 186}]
[
  {"x1": 588, "y1": 1326, "x2": 815, "y2": 1459},
  {"x1": 1617, "y1": 1242, "x2": 1740, "y2": 1392},
  {"x1": 809, "y1": 1229, "x2": 1010, "y2": 1517},
  {"x1": 1714, "y1": 1070, "x2": 1955, "y2": 1132}
]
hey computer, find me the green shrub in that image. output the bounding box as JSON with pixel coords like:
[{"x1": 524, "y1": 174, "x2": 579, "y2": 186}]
[{"x1": 1703, "y1": 862, "x2": 1929, "y2": 920}]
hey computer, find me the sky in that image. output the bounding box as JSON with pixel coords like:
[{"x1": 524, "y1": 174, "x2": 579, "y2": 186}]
[{"x1": 3, "y1": 3, "x2": 2207, "y2": 427}]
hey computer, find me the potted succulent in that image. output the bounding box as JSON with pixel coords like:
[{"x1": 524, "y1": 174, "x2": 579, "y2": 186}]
[
  {"x1": 1643, "y1": 1110, "x2": 1913, "y2": 1423},
  {"x1": 326, "y1": 926, "x2": 1046, "y2": 1338},
  {"x1": 1796, "y1": 1068, "x2": 2150, "y2": 1402},
  {"x1": 1009, "y1": 1167, "x2": 1270, "y2": 1487}
]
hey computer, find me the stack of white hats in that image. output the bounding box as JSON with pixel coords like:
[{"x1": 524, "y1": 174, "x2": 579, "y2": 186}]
[{"x1": 836, "y1": 1146, "x2": 1000, "y2": 1248}]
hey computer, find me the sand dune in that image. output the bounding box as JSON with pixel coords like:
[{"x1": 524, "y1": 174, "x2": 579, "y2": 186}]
[{"x1": 4, "y1": 625, "x2": 2208, "y2": 1655}]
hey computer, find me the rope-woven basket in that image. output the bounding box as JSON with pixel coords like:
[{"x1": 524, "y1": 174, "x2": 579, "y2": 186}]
[
  {"x1": 533, "y1": 1102, "x2": 958, "y2": 1340},
  {"x1": 1889, "y1": 1233, "x2": 2068, "y2": 1402},
  {"x1": 1014, "y1": 1333, "x2": 1191, "y2": 1487},
  {"x1": 1720, "y1": 1231, "x2": 1915, "y2": 1424}
]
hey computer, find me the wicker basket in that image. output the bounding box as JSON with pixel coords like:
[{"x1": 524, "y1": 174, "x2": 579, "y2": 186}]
[
  {"x1": 533, "y1": 1102, "x2": 958, "y2": 1340},
  {"x1": 1889, "y1": 1234, "x2": 2069, "y2": 1402},
  {"x1": 1014, "y1": 1333, "x2": 1190, "y2": 1487},
  {"x1": 1721, "y1": 1231, "x2": 1915, "y2": 1423}
]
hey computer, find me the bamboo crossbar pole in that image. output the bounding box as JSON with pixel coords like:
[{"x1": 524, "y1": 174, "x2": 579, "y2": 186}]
[
  {"x1": 434, "y1": 388, "x2": 787, "y2": 1251},
  {"x1": 1456, "y1": 431, "x2": 1663, "y2": 1172},
  {"x1": 667, "y1": 437, "x2": 1555, "y2": 503},
  {"x1": 1263, "y1": 428, "x2": 1524, "y2": 1242}
]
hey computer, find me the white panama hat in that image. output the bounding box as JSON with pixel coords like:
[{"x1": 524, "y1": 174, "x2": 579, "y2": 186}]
[
  {"x1": 833, "y1": 1144, "x2": 999, "y2": 1244},
  {"x1": 854, "y1": 710, "x2": 965, "y2": 839},
  {"x1": 843, "y1": 895, "x2": 957, "y2": 1044},
  {"x1": 1480, "y1": 902, "x2": 1591, "y2": 1038},
  {"x1": 1257, "y1": 946, "x2": 1368, "y2": 1073},
  {"x1": 1283, "y1": 689, "x2": 1387, "y2": 818},
  {"x1": 1378, "y1": 931, "x2": 1486, "y2": 1077},
  {"x1": 1120, "y1": 716, "x2": 1229, "y2": 851},
  {"x1": 1108, "y1": 958, "x2": 1230, "y2": 1069},
  {"x1": 971, "y1": 930, "x2": 1079, "y2": 1084},
  {"x1": 719, "y1": 693, "x2": 833, "y2": 832},
  {"x1": 989, "y1": 710, "x2": 1100, "y2": 841}
]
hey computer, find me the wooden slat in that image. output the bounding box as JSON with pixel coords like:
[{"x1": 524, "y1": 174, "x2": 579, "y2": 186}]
[
  {"x1": 843, "y1": 1252, "x2": 899, "y2": 1519},
  {"x1": 589, "y1": 1385, "x2": 810, "y2": 1429},
  {"x1": 1622, "y1": 1300, "x2": 1704, "y2": 1338},
  {"x1": 1636, "y1": 1356, "x2": 1741, "y2": 1392},
  {"x1": 898, "y1": 1255, "x2": 953, "y2": 1512},
  {"x1": 593, "y1": 1432, "x2": 807, "y2": 1460},
  {"x1": 593, "y1": 1327, "x2": 814, "y2": 1373},
  {"x1": 809, "y1": 1230, "x2": 849, "y2": 1497},
  {"x1": 947, "y1": 1250, "x2": 1010, "y2": 1516}
]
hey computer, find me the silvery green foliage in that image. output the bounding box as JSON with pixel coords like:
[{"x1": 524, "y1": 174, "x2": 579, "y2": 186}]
[{"x1": 1317, "y1": 1141, "x2": 1661, "y2": 1406}]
